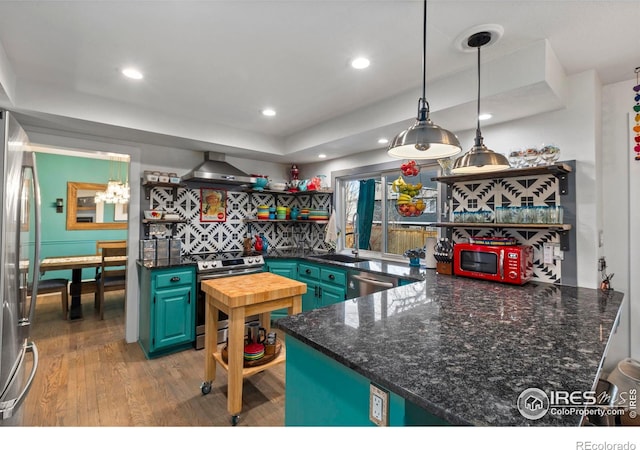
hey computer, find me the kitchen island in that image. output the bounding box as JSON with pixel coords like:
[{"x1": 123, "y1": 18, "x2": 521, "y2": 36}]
[{"x1": 276, "y1": 272, "x2": 624, "y2": 426}]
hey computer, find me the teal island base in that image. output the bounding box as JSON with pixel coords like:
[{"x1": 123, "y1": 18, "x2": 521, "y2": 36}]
[{"x1": 285, "y1": 336, "x2": 449, "y2": 426}]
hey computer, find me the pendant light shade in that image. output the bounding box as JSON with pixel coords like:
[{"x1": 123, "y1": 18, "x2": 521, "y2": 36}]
[
  {"x1": 450, "y1": 141, "x2": 510, "y2": 174},
  {"x1": 451, "y1": 31, "x2": 509, "y2": 174},
  {"x1": 388, "y1": 0, "x2": 461, "y2": 160}
]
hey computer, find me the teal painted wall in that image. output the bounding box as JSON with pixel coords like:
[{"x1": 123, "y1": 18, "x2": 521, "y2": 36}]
[{"x1": 35, "y1": 152, "x2": 128, "y2": 280}]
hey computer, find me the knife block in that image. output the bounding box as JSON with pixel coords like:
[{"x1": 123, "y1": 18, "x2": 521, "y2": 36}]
[{"x1": 436, "y1": 261, "x2": 452, "y2": 275}]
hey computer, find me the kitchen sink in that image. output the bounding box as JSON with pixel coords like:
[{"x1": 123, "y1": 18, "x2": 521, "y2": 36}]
[{"x1": 311, "y1": 254, "x2": 370, "y2": 263}]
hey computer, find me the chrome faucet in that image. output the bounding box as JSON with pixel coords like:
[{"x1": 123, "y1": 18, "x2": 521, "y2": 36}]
[{"x1": 352, "y1": 212, "x2": 359, "y2": 257}]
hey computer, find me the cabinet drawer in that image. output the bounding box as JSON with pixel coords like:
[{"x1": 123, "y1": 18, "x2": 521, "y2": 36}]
[
  {"x1": 298, "y1": 263, "x2": 320, "y2": 280},
  {"x1": 320, "y1": 267, "x2": 346, "y2": 286},
  {"x1": 155, "y1": 269, "x2": 194, "y2": 289}
]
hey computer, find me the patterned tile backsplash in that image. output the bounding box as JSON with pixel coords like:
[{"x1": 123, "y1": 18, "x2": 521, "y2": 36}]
[
  {"x1": 449, "y1": 174, "x2": 564, "y2": 283},
  {"x1": 149, "y1": 187, "x2": 333, "y2": 254}
]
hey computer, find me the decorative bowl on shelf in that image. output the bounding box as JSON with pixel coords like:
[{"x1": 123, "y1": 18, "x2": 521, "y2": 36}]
[
  {"x1": 144, "y1": 171, "x2": 159, "y2": 182},
  {"x1": 252, "y1": 176, "x2": 268, "y2": 191},
  {"x1": 269, "y1": 182, "x2": 287, "y2": 191},
  {"x1": 144, "y1": 210, "x2": 163, "y2": 220}
]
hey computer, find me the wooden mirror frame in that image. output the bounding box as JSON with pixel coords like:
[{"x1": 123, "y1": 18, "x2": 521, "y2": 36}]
[{"x1": 66, "y1": 181, "x2": 128, "y2": 230}]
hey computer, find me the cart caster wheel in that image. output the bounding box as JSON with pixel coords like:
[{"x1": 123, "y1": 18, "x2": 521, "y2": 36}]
[
  {"x1": 231, "y1": 415, "x2": 240, "y2": 426},
  {"x1": 200, "y1": 381, "x2": 212, "y2": 395}
]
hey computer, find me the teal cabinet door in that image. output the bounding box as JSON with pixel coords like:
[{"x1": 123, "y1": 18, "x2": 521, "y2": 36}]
[
  {"x1": 319, "y1": 282, "x2": 346, "y2": 307},
  {"x1": 266, "y1": 260, "x2": 298, "y2": 279},
  {"x1": 296, "y1": 263, "x2": 348, "y2": 311},
  {"x1": 154, "y1": 285, "x2": 194, "y2": 350},
  {"x1": 266, "y1": 260, "x2": 299, "y2": 319},
  {"x1": 138, "y1": 265, "x2": 196, "y2": 359},
  {"x1": 299, "y1": 277, "x2": 320, "y2": 311}
]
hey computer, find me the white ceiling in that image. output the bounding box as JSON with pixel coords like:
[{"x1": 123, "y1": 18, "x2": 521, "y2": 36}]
[{"x1": 0, "y1": 0, "x2": 638, "y2": 163}]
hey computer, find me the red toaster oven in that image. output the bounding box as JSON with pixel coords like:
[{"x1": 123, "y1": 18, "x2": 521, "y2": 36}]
[{"x1": 453, "y1": 243, "x2": 533, "y2": 285}]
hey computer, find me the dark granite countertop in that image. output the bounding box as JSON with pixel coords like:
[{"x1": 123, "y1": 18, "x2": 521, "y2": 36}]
[
  {"x1": 136, "y1": 248, "x2": 422, "y2": 281},
  {"x1": 276, "y1": 272, "x2": 624, "y2": 426},
  {"x1": 264, "y1": 248, "x2": 425, "y2": 282},
  {"x1": 136, "y1": 258, "x2": 196, "y2": 269}
]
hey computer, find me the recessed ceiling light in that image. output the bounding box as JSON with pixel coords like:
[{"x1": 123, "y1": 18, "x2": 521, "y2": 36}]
[
  {"x1": 479, "y1": 113, "x2": 492, "y2": 121},
  {"x1": 261, "y1": 108, "x2": 276, "y2": 117},
  {"x1": 122, "y1": 67, "x2": 143, "y2": 80},
  {"x1": 318, "y1": 154, "x2": 327, "y2": 159},
  {"x1": 378, "y1": 138, "x2": 389, "y2": 144},
  {"x1": 351, "y1": 57, "x2": 370, "y2": 70}
]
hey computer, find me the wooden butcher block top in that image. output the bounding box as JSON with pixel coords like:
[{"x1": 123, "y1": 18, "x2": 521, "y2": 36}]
[{"x1": 201, "y1": 272, "x2": 307, "y2": 308}]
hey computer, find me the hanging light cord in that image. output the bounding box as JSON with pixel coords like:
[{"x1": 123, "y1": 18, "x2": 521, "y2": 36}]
[
  {"x1": 474, "y1": 44, "x2": 483, "y2": 147},
  {"x1": 417, "y1": 0, "x2": 429, "y2": 121}
]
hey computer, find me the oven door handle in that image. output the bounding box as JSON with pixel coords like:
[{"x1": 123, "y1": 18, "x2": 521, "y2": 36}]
[
  {"x1": 499, "y1": 249, "x2": 505, "y2": 280},
  {"x1": 197, "y1": 267, "x2": 264, "y2": 281}
]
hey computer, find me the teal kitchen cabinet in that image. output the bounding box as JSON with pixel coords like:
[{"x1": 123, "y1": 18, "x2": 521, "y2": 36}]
[
  {"x1": 265, "y1": 259, "x2": 298, "y2": 279},
  {"x1": 298, "y1": 262, "x2": 347, "y2": 310},
  {"x1": 265, "y1": 259, "x2": 299, "y2": 319},
  {"x1": 138, "y1": 264, "x2": 196, "y2": 359}
]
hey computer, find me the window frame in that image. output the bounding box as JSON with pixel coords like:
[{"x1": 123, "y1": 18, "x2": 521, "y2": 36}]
[{"x1": 333, "y1": 160, "x2": 442, "y2": 261}]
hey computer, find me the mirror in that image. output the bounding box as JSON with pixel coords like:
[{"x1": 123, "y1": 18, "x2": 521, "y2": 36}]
[{"x1": 66, "y1": 182, "x2": 128, "y2": 230}]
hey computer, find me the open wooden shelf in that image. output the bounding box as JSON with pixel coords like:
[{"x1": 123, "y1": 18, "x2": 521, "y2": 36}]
[
  {"x1": 142, "y1": 180, "x2": 185, "y2": 200},
  {"x1": 244, "y1": 219, "x2": 329, "y2": 224},
  {"x1": 245, "y1": 188, "x2": 333, "y2": 196},
  {"x1": 432, "y1": 163, "x2": 572, "y2": 184},
  {"x1": 429, "y1": 222, "x2": 572, "y2": 231},
  {"x1": 141, "y1": 219, "x2": 189, "y2": 225},
  {"x1": 211, "y1": 342, "x2": 286, "y2": 378}
]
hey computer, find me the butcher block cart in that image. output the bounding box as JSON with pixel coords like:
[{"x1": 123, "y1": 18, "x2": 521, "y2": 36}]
[{"x1": 200, "y1": 272, "x2": 305, "y2": 425}]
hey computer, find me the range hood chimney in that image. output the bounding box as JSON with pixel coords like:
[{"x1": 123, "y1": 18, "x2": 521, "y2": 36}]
[{"x1": 181, "y1": 152, "x2": 256, "y2": 186}]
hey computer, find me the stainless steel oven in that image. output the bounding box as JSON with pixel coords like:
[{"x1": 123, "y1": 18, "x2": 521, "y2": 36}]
[{"x1": 186, "y1": 251, "x2": 265, "y2": 349}]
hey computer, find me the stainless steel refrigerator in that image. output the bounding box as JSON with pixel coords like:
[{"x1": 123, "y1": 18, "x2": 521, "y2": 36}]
[{"x1": 0, "y1": 110, "x2": 40, "y2": 425}]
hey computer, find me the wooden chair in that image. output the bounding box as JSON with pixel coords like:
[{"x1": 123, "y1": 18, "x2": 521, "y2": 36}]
[
  {"x1": 28, "y1": 278, "x2": 70, "y2": 319},
  {"x1": 95, "y1": 246, "x2": 127, "y2": 320},
  {"x1": 96, "y1": 240, "x2": 128, "y2": 255}
]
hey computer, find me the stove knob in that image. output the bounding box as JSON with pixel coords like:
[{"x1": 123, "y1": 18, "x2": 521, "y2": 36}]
[
  {"x1": 247, "y1": 258, "x2": 254, "y2": 264},
  {"x1": 201, "y1": 262, "x2": 210, "y2": 269}
]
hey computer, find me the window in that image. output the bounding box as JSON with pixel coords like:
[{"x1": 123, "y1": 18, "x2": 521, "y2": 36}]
[{"x1": 335, "y1": 161, "x2": 440, "y2": 260}]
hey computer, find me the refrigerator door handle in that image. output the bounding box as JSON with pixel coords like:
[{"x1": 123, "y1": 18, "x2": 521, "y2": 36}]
[
  {"x1": 18, "y1": 152, "x2": 42, "y2": 329},
  {"x1": 0, "y1": 342, "x2": 39, "y2": 420}
]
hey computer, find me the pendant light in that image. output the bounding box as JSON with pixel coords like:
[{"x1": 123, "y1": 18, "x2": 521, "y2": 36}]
[
  {"x1": 387, "y1": 0, "x2": 462, "y2": 160},
  {"x1": 95, "y1": 156, "x2": 130, "y2": 204},
  {"x1": 451, "y1": 31, "x2": 510, "y2": 174}
]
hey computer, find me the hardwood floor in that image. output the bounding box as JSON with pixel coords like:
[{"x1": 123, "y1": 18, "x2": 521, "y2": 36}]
[{"x1": 22, "y1": 291, "x2": 286, "y2": 426}]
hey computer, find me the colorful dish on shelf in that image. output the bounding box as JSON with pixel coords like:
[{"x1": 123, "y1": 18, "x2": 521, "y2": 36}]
[
  {"x1": 244, "y1": 342, "x2": 265, "y2": 361},
  {"x1": 143, "y1": 210, "x2": 164, "y2": 220},
  {"x1": 308, "y1": 209, "x2": 329, "y2": 220}
]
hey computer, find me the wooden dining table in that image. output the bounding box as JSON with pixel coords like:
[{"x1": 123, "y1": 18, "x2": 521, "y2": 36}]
[{"x1": 39, "y1": 254, "x2": 127, "y2": 320}]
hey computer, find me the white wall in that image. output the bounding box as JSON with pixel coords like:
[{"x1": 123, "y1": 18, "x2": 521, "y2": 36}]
[{"x1": 602, "y1": 77, "x2": 638, "y2": 363}]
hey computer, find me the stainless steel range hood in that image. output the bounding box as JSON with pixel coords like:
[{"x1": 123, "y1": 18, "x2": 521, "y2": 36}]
[{"x1": 181, "y1": 152, "x2": 256, "y2": 186}]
